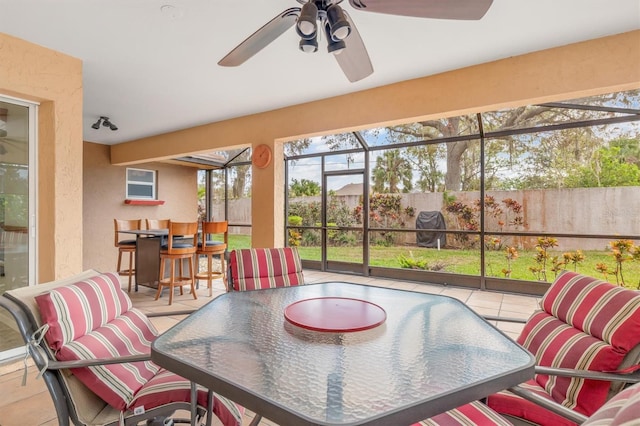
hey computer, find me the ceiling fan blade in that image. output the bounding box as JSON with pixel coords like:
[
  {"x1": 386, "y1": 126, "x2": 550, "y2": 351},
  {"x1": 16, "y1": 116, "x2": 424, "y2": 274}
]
[
  {"x1": 333, "y1": 12, "x2": 373, "y2": 83},
  {"x1": 218, "y1": 8, "x2": 300, "y2": 67},
  {"x1": 348, "y1": 0, "x2": 493, "y2": 20}
]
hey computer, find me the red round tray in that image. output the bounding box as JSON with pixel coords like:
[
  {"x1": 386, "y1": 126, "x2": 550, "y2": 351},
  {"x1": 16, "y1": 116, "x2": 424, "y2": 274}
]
[{"x1": 284, "y1": 297, "x2": 386, "y2": 332}]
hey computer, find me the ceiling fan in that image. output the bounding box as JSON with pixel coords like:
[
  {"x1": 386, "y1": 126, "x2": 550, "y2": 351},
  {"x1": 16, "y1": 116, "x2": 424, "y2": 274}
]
[{"x1": 218, "y1": 0, "x2": 493, "y2": 83}]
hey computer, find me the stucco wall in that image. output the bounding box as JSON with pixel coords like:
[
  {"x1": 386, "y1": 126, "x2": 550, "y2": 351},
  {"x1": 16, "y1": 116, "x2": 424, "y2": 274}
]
[
  {"x1": 83, "y1": 142, "x2": 198, "y2": 272},
  {"x1": 0, "y1": 32, "x2": 83, "y2": 282},
  {"x1": 111, "y1": 31, "x2": 640, "y2": 250}
]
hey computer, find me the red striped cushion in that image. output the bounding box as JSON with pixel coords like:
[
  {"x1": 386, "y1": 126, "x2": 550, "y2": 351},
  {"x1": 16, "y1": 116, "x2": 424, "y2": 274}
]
[
  {"x1": 54, "y1": 309, "x2": 159, "y2": 409},
  {"x1": 132, "y1": 368, "x2": 244, "y2": 426},
  {"x1": 541, "y1": 271, "x2": 640, "y2": 349},
  {"x1": 230, "y1": 248, "x2": 304, "y2": 291},
  {"x1": 487, "y1": 380, "x2": 579, "y2": 426},
  {"x1": 521, "y1": 312, "x2": 624, "y2": 412},
  {"x1": 36, "y1": 273, "x2": 158, "y2": 410},
  {"x1": 584, "y1": 382, "x2": 640, "y2": 425},
  {"x1": 415, "y1": 401, "x2": 513, "y2": 425},
  {"x1": 488, "y1": 271, "x2": 640, "y2": 424},
  {"x1": 35, "y1": 272, "x2": 132, "y2": 351}
]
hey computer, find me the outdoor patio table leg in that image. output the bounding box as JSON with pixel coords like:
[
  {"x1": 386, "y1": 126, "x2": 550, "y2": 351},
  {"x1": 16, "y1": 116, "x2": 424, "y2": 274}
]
[
  {"x1": 190, "y1": 381, "x2": 197, "y2": 426},
  {"x1": 248, "y1": 414, "x2": 263, "y2": 426},
  {"x1": 206, "y1": 390, "x2": 213, "y2": 426}
]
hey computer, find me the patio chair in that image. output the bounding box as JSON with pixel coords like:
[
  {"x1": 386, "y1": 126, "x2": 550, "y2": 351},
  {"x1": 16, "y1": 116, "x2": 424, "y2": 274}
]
[
  {"x1": 227, "y1": 247, "x2": 304, "y2": 292},
  {"x1": 486, "y1": 271, "x2": 640, "y2": 425},
  {"x1": 417, "y1": 379, "x2": 640, "y2": 425},
  {"x1": 0, "y1": 270, "x2": 243, "y2": 426},
  {"x1": 226, "y1": 247, "x2": 304, "y2": 425},
  {"x1": 415, "y1": 271, "x2": 640, "y2": 426}
]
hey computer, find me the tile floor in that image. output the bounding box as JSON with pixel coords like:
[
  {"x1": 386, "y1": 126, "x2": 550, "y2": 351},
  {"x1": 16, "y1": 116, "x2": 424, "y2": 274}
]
[{"x1": 0, "y1": 270, "x2": 540, "y2": 426}]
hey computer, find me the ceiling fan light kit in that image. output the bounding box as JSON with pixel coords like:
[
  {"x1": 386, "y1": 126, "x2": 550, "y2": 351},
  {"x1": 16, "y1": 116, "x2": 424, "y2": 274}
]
[
  {"x1": 299, "y1": 36, "x2": 319, "y2": 53},
  {"x1": 326, "y1": 4, "x2": 351, "y2": 41},
  {"x1": 218, "y1": 0, "x2": 493, "y2": 82},
  {"x1": 297, "y1": 1, "x2": 319, "y2": 37},
  {"x1": 325, "y1": 23, "x2": 347, "y2": 54}
]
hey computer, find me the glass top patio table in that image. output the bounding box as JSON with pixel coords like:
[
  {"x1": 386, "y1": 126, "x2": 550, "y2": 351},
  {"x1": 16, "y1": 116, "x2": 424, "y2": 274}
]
[{"x1": 151, "y1": 282, "x2": 535, "y2": 426}]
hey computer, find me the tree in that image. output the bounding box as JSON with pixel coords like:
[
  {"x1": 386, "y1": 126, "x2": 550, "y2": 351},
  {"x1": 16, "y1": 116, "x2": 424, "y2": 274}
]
[
  {"x1": 207, "y1": 169, "x2": 226, "y2": 200},
  {"x1": 491, "y1": 127, "x2": 601, "y2": 190},
  {"x1": 406, "y1": 144, "x2": 446, "y2": 192},
  {"x1": 289, "y1": 178, "x2": 321, "y2": 197},
  {"x1": 386, "y1": 91, "x2": 639, "y2": 190},
  {"x1": 230, "y1": 164, "x2": 251, "y2": 198},
  {"x1": 610, "y1": 137, "x2": 640, "y2": 167},
  {"x1": 387, "y1": 116, "x2": 477, "y2": 191},
  {"x1": 372, "y1": 149, "x2": 413, "y2": 193},
  {"x1": 565, "y1": 145, "x2": 640, "y2": 188},
  {"x1": 284, "y1": 90, "x2": 640, "y2": 192},
  {"x1": 284, "y1": 138, "x2": 313, "y2": 157}
]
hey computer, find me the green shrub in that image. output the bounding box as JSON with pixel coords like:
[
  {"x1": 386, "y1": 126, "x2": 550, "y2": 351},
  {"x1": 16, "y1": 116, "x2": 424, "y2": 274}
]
[{"x1": 288, "y1": 215, "x2": 303, "y2": 226}]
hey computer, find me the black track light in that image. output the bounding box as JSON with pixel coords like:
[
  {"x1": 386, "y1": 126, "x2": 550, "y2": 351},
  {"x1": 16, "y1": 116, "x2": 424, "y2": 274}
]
[
  {"x1": 91, "y1": 116, "x2": 118, "y2": 131},
  {"x1": 102, "y1": 118, "x2": 118, "y2": 131}
]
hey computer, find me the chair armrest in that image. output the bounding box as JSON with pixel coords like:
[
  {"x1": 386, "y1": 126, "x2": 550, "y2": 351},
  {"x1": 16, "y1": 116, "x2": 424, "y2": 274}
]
[
  {"x1": 508, "y1": 385, "x2": 589, "y2": 424},
  {"x1": 483, "y1": 315, "x2": 527, "y2": 324},
  {"x1": 535, "y1": 365, "x2": 640, "y2": 383},
  {"x1": 146, "y1": 309, "x2": 196, "y2": 318},
  {"x1": 45, "y1": 354, "x2": 152, "y2": 370}
]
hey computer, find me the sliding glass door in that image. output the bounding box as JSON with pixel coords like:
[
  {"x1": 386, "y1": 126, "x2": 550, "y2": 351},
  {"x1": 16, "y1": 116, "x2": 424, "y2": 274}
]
[{"x1": 0, "y1": 96, "x2": 37, "y2": 360}]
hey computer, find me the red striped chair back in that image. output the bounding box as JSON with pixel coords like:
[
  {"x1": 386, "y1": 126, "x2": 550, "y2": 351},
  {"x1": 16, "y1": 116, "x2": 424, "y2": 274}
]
[{"x1": 229, "y1": 247, "x2": 304, "y2": 291}]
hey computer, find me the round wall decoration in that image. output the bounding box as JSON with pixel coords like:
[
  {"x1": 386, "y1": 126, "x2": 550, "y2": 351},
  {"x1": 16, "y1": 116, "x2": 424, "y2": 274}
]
[{"x1": 252, "y1": 144, "x2": 272, "y2": 169}]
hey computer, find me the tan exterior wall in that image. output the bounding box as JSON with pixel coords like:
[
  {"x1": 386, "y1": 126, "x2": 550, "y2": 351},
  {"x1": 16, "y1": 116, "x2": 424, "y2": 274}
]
[
  {"x1": 83, "y1": 142, "x2": 198, "y2": 272},
  {"x1": 111, "y1": 30, "x2": 640, "y2": 249},
  {"x1": 0, "y1": 32, "x2": 83, "y2": 282}
]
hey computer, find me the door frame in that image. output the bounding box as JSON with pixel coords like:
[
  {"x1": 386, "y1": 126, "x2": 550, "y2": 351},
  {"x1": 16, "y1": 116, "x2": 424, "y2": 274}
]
[
  {"x1": 321, "y1": 169, "x2": 368, "y2": 275},
  {"x1": 0, "y1": 94, "x2": 38, "y2": 361}
]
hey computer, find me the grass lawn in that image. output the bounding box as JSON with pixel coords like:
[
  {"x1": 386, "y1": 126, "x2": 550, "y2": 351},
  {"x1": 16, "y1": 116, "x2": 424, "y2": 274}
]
[
  {"x1": 227, "y1": 234, "x2": 640, "y2": 289},
  {"x1": 298, "y1": 244, "x2": 640, "y2": 289},
  {"x1": 227, "y1": 234, "x2": 251, "y2": 250}
]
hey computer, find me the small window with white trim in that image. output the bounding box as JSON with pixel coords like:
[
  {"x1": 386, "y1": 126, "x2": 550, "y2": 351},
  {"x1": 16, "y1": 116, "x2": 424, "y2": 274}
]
[{"x1": 126, "y1": 168, "x2": 156, "y2": 199}]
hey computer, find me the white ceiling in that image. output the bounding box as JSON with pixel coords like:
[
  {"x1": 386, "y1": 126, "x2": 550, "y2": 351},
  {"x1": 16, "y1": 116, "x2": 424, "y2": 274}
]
[{"x1": 1, "y1": 0, "x2": 639, "y2": 145}]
